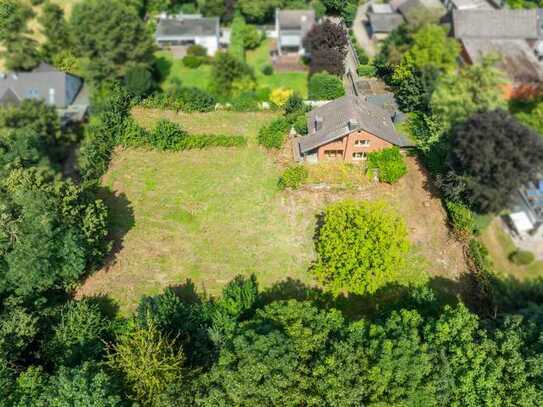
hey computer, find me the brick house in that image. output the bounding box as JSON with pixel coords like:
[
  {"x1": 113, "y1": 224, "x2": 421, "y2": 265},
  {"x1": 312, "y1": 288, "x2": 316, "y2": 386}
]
[{"x1": 293, "y1": 95, "x2": 411, "y2": 163}]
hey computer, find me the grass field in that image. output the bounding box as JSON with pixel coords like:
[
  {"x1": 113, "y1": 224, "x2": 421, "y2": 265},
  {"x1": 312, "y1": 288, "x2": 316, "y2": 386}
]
[
  {"x1": 77, "y1": 109, "x2": 466, "y2": 313},
  {"x1": 155, "y1": 39, "x2": 308, "y2": 97}
]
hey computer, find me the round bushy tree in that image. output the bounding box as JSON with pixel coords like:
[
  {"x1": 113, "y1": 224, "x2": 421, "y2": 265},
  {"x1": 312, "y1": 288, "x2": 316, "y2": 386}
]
[
  {"x1": 308, "y1": 72, "x2": 345, "y2": 100},
  {"x1": 313, "y1": 200, "x2": 410, "y2": 294}
]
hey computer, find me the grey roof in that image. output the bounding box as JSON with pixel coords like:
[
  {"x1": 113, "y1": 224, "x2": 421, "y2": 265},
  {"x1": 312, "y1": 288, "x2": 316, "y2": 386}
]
[
  {"x1": 0, "y1": 88, "x2": 20, "y2": 106},
  {"x1": 371, "y1": 3, "x2": 395, "y2": 13},
  {"x1": 462, "y1": 38, "x2": 543, "y2": 83},
  {"x1": 398, "y1": 0, "x2": 446, "y2": 22},
  {"x1": 277, "y1": 9, "x2": 316, "y2": 33},
  {"x1": 368, "y1": 12, "x2": 404, "y2": 33},
  {"x1": 453, "y1": 9, "x2": 542, "y2": 39},
  {"x1": 446, "y1": 0, "x2": 494, "y2": 10},
  {"x1": 299, "y1": 95, "x2": 410, "y2": 153},
  {"x1": 0, "y1": 63, "x2": 84, "y2": 109},
  {"x1": 156, "y1": 16, "x2": 219, "y2": 38}
]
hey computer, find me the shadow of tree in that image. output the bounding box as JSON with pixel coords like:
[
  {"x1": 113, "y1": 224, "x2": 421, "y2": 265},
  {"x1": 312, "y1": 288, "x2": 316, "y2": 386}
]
[
  {"x1": 167, "y1": 278, "x2": 204, "y2": 305},
  {"x1": 96, "y1": 187, "x2": 135, "y2": 269},
  {"x1": 85, "y1": 294, "x2": 120, "y2": 319},
  {"x1": 154, "y1": 54, "x2": 173, "y2": 83}
]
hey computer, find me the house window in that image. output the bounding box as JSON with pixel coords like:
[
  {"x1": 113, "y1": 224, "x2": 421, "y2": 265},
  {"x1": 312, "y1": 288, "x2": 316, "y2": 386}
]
[
  {"x1": 352, "y1": 152, "x2": 367, "y2": 160},
  {"x1": 325, "y1": 150, "x2": 343, "y2": 159},
  {"x1": 26, "y1": 88, "x2": 39, "y2": 99},
  {"x1": 355, "y1": 139, "x2": 370, "y2": 147}
]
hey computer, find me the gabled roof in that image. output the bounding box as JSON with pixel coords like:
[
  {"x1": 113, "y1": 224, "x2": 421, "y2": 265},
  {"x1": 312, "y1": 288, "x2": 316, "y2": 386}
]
[
  {"x1": 398, "y1": 0, "x2": 446, "y2": 22},
  {"x1": 277, "y1": 9, "x2": 316, "y2": 33},
  {"x1": 0, "y1": 88, "x2": 21, "y2": 106},
  {"x1": 156, "y1": 16, "x2": 219, "y2": 38},
  {"x1": 368, "y1": 12, "x2": 405, "y2": 33},
  {"x1": 299, "y1": 95, "x2": 410, "y2": 153},
  {"x1": 462, "y1": 38, "x2": 543, "y2": 83},
  {"x1": 453, "y1": 9, "x2": 542, "y2": 39}
]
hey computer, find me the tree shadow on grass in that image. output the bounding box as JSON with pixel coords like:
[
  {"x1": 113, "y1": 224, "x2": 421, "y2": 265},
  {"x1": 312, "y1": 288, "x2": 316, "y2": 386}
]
[
  {"x1": 96, "y1": 187, "x2": 135, "y2": 269},
  {"x1": 85, "y1": 294, "x2": 121, "y2": 320},
  {"x1": 167, "y1": 278, "x2": 204, "y2": 305},
  {"x1": 153, "y1": 54, "x2": 173, "y2": 83}
]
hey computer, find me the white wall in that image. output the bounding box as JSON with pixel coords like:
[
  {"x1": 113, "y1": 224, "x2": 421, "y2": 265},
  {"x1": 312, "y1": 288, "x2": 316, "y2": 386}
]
[{"x1": 195, "y1": 36, "x2": 219, "y2": 56}]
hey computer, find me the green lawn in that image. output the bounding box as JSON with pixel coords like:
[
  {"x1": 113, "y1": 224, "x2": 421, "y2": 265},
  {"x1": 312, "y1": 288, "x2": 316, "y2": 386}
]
[{"x1": 155, "y1": 39, "x2": 308, "y2": 97}]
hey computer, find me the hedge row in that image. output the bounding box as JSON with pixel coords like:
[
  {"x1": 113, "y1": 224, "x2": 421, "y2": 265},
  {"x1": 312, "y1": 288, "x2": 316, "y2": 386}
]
[
  {"x1": 121, "y1": 118, "x2": 247, "y2": 151},
  {"x1": 140, "y1": 87, "x2": 216, "y2": 113},
  {"x1": 257, "y1": 117, "x2": 291, "y2": 149},
  {"x1": 278, "y1": 165, "x2": 308, "y2": 190},
  {"x1": 367, "y1": 147, "x2": 407, "y2": 183}
]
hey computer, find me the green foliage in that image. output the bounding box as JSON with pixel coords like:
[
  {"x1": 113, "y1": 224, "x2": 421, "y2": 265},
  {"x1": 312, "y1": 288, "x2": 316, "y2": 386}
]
[
  {"x1": 230, "y1": 92, "x2": 260, "y2": 112},
  {"x1": 261, "y1": 63, "x2": 273, "y2": 75},
  {"x1": 44, "y1": 300, "x2": 111, "y2": 368},
  {"x1": 357, "y1": 64, "x2": 376, "y2": 77},
  {"x1": 141, "y1": 86, "x2": 217, "y2": 113},
  {"x1": 108, "y1": 319, "x2": 184, "y2": 404},
  {"x1": 431, "y1": 57, "x2": 507, "y2": 130},
  {"x1": 308, "y1": 72, "x2": 345, "y2": 100},
  {"x1": 237, "y1": 0, "x2": 281, "y2": 23},
  {"x1": 0, "y1": 0, "x2": 40, "y2": 71},
  {"x1": 187, "y1": 44, "x2": 208, "y2": 57},
  {"x1": 514, "y1": 98, "x2": 543, "y2": 135},
  {"x1": 278, "y1": 165, "x2": 308, "y2": 190},
  {"x1": 509, "y1": 250, "x2": 535, "y2": 266},
  {"x1": 149, "y1": 119, "x2": 188, "y2": 151},
  {"x1": 312, "y1": 200, "x2": 410, "y2": 294},
  {"x1": 284, "y1": 93, "x2": 305, "y2": 115},
  {"x1": 257, "y1": 117, "x2": 291, "y2": 149},
  {"x1": 123, "y1": 65, "x2": 155, "y2": 98},
  {"x1": 367, "y1": 147, "x2": 408, "y2": 183},
  {"x1": 70, "y1": 0, "x2": 155, "y2": 82},
  {"x1": 444, "y1": 200, "x2": 475, "y2": 238},
  {"x1": 293, "y1": 114, "x2": 308, "y2": 135},
  {"x1": 210, "y1": 52, "x2": 255, "y2": 97},
  {"x1": 229, "y1": 15, "x2": 247, "y2": 61},
  {"x1": 38, "y1": 1, "x2": 72, "y2": 61},
  {"x1": 304, "y1": 20, "x2": 348, "y2": 75},
  {"x1": 182, "y1": 55, "x2": 205, "y2": 68},
  {"x1": 242, "y1": 24, "x2": 263, "y2": 50}
]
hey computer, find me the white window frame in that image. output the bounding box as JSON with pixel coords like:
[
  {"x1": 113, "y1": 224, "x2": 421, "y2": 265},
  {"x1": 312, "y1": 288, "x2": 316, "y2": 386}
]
[
  {"x1": 352, "y1": 152, "x2": 367, "y2": 160},
  {"x1": 355, "y1": 139, "x2": 370, "y2": 147}
]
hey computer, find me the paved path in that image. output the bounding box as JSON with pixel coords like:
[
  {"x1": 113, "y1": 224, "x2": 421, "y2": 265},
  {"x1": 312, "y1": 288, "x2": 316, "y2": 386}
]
[{"x1": 352, "y1": 2, "x2": 376, "y2": 57}]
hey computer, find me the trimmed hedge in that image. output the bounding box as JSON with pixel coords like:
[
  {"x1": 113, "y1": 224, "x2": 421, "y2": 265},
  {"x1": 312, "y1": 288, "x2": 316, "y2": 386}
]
[
  {"x1": 183, "y1": 55, "x2": 205, "y2": 68},
  {"x1": 257, "y1": 117, "x2": 291, "y2": 149},
  {"x1": 278, "y1": 165, "x2": 308, "y2": 190},
  {"x1": 509, "y1": 250, "x2": 535, "y2": 266},
  {"x1": 141, "y1": 87, "x2": 216, "y2": 113},
  {"x1": 367, "y1": 147, "x2": 407, "y2": 183},
  {"x1": 308, "y1": 72, "x2": 345, "y2": 100}
]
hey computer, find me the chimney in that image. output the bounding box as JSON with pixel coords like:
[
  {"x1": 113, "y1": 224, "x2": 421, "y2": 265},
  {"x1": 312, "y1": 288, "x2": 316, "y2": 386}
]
[
  {"x1": 348, "y1": 118, "x2": 359, "y2": 130},
  {"x1": 315, "y1": 115, "x2": 323, "y2": 131}
]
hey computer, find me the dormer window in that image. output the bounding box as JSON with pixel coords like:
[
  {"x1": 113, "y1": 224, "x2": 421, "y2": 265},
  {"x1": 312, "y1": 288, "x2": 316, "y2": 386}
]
[{"x1": 315, "y1": 116, "x2": 323, "y2": 131}]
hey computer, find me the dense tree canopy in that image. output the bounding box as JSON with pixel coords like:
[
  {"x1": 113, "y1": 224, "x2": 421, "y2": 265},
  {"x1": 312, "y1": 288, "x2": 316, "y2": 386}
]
[
  {"x1": 303, "y1": 20, "x2": 348, "y2": 75},
  {"x1": 38, "y1": 1, "x2": 72, "y2": 62},
  {"x1": 70, "y1": 0, "x2": 155, "y2": 82},
  {"x1": 443, "y1": 109, "x2": 543, "y2": 213},
  {"x1": 312, "y1": 200, "x2": 410, "y2": 294}
]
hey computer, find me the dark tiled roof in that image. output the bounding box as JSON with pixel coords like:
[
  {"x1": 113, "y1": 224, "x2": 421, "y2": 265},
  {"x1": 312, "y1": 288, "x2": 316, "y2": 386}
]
[
  {"x1": 299, "y1": 95, "x2": 411, "y2": 153},
  {"x1": 156, "y1": 16, "x2": 219, "y2": 37},
  {"x1": 453, "y1": 9, "x2": 541, "y2": 39},
  {"x1": 462, "y1": 38, "x2": 543, "y2": 83},
  {"x1": 368, "y1": 12, "x2": 404, "y2": 33},
  {"x1": 277, "y1": 9, "x2": 316, "y2": 31}
]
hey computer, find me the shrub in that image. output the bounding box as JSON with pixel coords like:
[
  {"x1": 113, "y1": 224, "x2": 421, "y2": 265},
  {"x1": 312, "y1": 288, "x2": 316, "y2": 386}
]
[
  {"x1": 367, "y1": 147, "x2": 407, "y2": 183},
  {"x1": 312, "y1": 200, "x2": 410, "y2": 294},
  {"x1": 270, "y1": 88, "x2": 293, "y2": 108},
  {"x1": 230, "y1": 92, "x2": 259, "y2": 111},
  {"x1": 229, "y1": 15, "x2": 246, "y2": 61},
  {"x1": 183, "y1": 55, "x2": 204, "y2": 68},
  {"x1": 178, "y1": 87, "x2": 216, "y2": 112},
  {"x1": 255, "y1": 87, "x2": 271, "y2": 102},
  {"x1": 124, "y1": 65, "x2": 155, "y2": 98},
  {"x1": 357, "y1": 64, "x2": 376, "y2": 77},
  {"x1": 445, "y1": 200, "x2": 475, "y2": 238},
  {"x1": 120, "y1": 117, "x2": 150, "y2": 148},
  {"x1": 284, "y1": 93, "x2": 305, "y2": 115},
  {"x1": 149, "y1": 119, "x2": 188, "y2": 150},
  {"x1": 261, "y1": 64, "x2": 273, "y2": 76},
  {"x1": 509, "y1": 250, "x2": 535, "y2": 266},
  {"x1": 242, "y1": 24, "x2": 263, "y2": 49},
  {"x1": 178, "y1": 134, "x2": 247, "y2": 149},
  {"x1": 187, "y1": 44, "x2": 207, "y2": 57},
  {"x1": 308, "y1": 72, "x2": 345, "y2": 100},
  {"x1": 278, "y1": 165, "x2": 308, "y2": 190},
  {"x1": 257, "y1": 117, "x2": 291, "y2": 149},
  {"x1": 293, "y1": 114, "x2": 308, "y2": 135}
]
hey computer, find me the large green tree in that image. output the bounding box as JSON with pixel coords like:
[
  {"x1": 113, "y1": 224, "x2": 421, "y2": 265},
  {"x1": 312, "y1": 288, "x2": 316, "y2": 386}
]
[
  {"x1": 70, "y1": 0, "x2": 155, "y2": 82},
  {"x1": 312, "y1": 200, "x2": 410, "y2": 294},
  {"x1": 38, "y1": 1, "x2": 72, "y2": 62}
]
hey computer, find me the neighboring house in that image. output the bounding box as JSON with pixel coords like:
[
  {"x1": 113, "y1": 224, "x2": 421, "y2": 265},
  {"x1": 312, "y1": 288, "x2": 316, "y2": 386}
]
[
  {"x1": 155, "y1": 13, "x2": 220, "y2": 56},
  {"x1": 442, "y1": 0, "x2": 494, "y2": 11},
  {"x1": 509, "y1": 179, "x2": 543, "y2": 236},
  {"x1": 395, "y1": 0, "x2": 447, "y2": 24},
  {"x1": 275, "y1": 9, "x2": 316, "y2": 55},
  {"x1": 293, "y1": 95, "x2": 411, "y2": 163},
  {"x1": 0, "y1": 62, "x2": 89, "y2": 125},
  {"x1": 367, "y1": 3, "x2": 405, "y2": 41},
  {"x1": 453, "y1": 9, "x2": 543, "y2": 98}
]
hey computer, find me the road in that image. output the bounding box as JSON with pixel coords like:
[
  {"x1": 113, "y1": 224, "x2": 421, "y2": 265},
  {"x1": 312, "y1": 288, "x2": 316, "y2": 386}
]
[{"x1": 352, "y1": 1, "x2": 376, "y2": 58}]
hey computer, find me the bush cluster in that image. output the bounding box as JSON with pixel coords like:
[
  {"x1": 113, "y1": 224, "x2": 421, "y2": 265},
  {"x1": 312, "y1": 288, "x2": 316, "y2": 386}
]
[
  {"x1": 261, "y1": 64, "x2": 273, "y2": 75},
  {"x1": 230, "y1": 92, "x2": 260, "y2": 112},
  {"x1": 444, "y1": 200, "x2": 475, "y2": 238},
  {"x1": 293, "y1": 115, "x2": 308, "y2": 135},
  {"x1": 367, "y1": 147, "x2": 407, "y2": 183},
  {"x1": 357, "y1": 64, "x2": 376, "y2": 77},
  {"x1": 141, "y1": 87, "x2": 216, "y2": 113},
  {"x1": 257, "y1": 117, "x2": 291, "y2": 149},
  {"x1": 182, "y1": 45, "x2": 210, "y2": 68},
  {"x1": 509, "y1": 250, "x2": 535, "y2": 266},
  {"x1": 308, "y1": 72, "x2": 345, "y2": 100},
  {"x1": 125, "y1": 119, "x2": 247, "y2": 151},
  {"x1": 278, "y1": 165, "x2": 308, "y2": 190}
]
